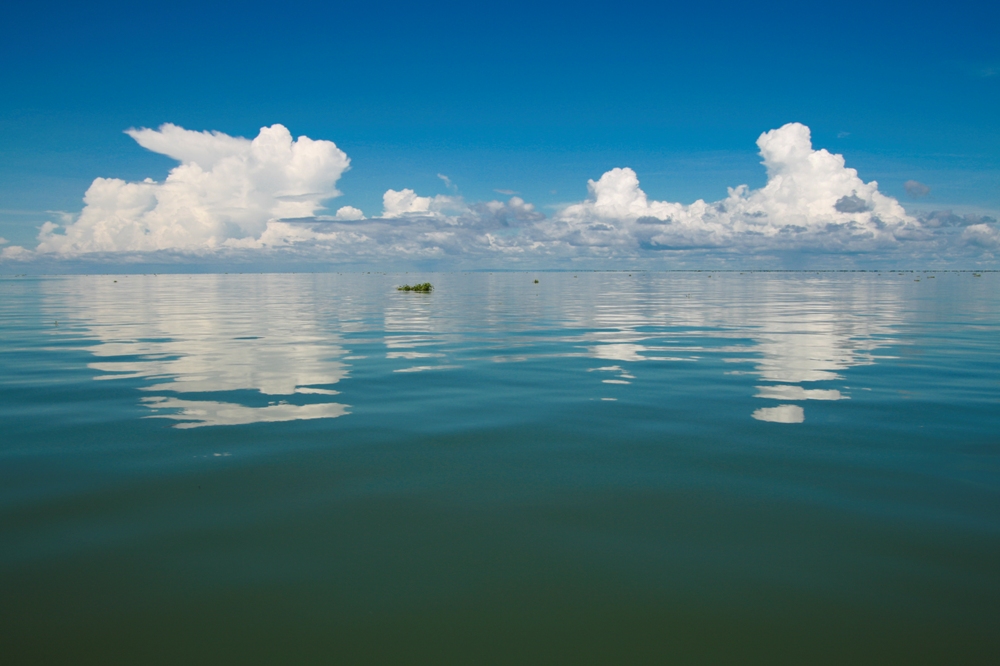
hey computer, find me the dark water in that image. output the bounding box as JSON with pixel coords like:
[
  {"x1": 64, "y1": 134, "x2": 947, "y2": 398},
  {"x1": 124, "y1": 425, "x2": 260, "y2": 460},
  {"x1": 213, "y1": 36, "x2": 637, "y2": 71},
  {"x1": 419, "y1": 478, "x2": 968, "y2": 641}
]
[{"x1": 1, "y1": 271, "x2": 998, "y2": 664}]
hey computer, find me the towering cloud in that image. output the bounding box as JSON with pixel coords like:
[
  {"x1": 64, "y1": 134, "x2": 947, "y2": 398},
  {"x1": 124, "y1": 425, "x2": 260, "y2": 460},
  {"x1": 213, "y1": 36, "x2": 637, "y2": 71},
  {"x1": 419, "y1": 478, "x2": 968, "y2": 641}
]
[
  {"x1": 546, "y1": 123, "x2": 919, "y2": 254},
  {"x1": 36, "y1": 124, "x2": 350, "y2": 253}
]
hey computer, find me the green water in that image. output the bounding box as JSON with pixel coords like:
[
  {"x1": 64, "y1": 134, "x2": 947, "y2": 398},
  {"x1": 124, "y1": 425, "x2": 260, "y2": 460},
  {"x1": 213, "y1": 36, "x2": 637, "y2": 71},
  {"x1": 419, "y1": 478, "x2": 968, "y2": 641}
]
[{"x1": 1, "y1": 271, "x2": 998, "y2": 663}]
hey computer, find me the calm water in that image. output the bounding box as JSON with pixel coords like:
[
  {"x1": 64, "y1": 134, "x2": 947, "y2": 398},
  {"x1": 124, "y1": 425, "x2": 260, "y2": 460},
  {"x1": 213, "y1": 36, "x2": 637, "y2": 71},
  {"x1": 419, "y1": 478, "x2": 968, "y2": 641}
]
[{"x1": 1, "y1": 271, "x2": 998, "y2": 664}]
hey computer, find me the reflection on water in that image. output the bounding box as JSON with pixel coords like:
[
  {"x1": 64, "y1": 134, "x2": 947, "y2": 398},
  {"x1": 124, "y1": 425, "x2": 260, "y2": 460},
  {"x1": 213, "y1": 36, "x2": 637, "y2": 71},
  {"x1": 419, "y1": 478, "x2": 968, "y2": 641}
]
[
  {"x1": 42, "y1": 272, "x2": 906, "y2": 427},
  {"x1": 587, "y1": 342, "x2": 695, "y2": 363},
  {"x1": 45, "y1": 275, "x2": 350, "y2": 428},
  {"x1": 589, "y1": 366, "x2": 636, "y2": 385},
  {"x1": 383, "y1": 289, "x2": 458, "y2": 374},
  {"x1": 10, "y1": 271, "x2": 997, "y2": 664},
  {"x1": 564, "y1": 274, "x2": 900, "y2": 423},
  {"x1": 754, "y1": 385, "x2": 844, "y2": 401},
  {"x1": 751, "y1": 404, "x2": 805, "y2": 424},
  {"x1": 141, "y1": 396, "x2": 348, "y2": 429}
]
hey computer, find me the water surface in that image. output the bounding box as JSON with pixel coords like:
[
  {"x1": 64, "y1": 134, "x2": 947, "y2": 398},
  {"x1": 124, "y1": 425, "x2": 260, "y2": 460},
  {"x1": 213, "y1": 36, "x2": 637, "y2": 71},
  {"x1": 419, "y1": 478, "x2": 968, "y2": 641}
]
[{"x1": 1, "y1": 271, "x2": 998, "y2": 663}]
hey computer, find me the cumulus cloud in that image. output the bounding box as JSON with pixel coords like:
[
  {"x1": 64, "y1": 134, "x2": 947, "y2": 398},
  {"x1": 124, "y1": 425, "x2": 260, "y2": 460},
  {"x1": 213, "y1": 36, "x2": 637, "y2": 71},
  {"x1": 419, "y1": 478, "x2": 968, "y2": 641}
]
[
  {"x1": 904, "y1": 180, "x2": 930, "y2": 198},
  {"x1": 36, "y1": 124, "x2": 349, "y2": 253},
  {"x1": 961, "y1": 223, "x2": 1000, "y2": 249},
  {"x1": 1, "y1": 245, "x2": 33, "y2": 260},
  {"x1": 542, "y1": 123, "x2": 920, "y2": 255},
  {"x1": 381, "y1": 189, "x2": 462, "y2": 218},
  {"x1": 334, "y1": 206, "x2": 365, "y2": 221},
  {"x1": 13, "y1": 120, "x2": 999, "y2": 266}
]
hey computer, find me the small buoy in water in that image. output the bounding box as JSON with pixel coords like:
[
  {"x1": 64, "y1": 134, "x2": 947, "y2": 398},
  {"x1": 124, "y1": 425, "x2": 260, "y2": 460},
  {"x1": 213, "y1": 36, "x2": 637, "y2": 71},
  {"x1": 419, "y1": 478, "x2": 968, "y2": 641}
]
[{"x1": 534, "y1": 279, "x2": 539, "y2": 283}]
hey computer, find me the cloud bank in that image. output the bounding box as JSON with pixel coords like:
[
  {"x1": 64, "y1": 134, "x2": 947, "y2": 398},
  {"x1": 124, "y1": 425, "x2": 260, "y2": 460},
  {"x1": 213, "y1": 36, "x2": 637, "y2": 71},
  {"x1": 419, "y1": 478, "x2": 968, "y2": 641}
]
[{"x1": 6, "y1": 122, "x2": 997, "y2": 266}]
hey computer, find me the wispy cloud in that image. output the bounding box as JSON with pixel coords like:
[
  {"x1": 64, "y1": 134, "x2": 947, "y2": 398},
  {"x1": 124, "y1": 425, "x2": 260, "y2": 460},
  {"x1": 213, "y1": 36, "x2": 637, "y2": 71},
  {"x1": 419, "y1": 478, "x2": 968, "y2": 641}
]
[
  {"x1": 437, "y1": 173, "x2": 458, "y2": 192},
  {"x1": 971, "y1": 64, "x2": 999, "y2": 78}
]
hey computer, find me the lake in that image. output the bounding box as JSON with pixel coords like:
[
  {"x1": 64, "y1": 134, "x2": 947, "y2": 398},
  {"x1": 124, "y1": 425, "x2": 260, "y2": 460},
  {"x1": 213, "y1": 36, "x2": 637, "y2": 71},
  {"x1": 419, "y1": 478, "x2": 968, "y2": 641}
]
[{"x1": 1, "y1": 271, "x2": 998, "y2": 664}]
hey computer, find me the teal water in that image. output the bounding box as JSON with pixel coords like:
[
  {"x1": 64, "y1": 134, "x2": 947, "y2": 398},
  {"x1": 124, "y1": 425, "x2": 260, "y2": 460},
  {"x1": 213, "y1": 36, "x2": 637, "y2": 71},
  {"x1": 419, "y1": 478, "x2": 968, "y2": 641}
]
[{"x1": 1, "y1": 271, "x2": 998, "y2": 664}]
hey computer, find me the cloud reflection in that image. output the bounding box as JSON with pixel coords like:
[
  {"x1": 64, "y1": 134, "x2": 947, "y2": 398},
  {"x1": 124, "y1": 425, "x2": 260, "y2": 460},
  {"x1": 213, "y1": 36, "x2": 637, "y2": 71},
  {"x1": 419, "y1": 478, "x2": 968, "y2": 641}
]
[
  {"x1": 142, "y1": 396, "x2": 348, "y2": 429},
  {"x1": 42, "y1": 272, "x2": 904, "y2": 430},
  {"x1": 574, "y1": 274, "x2": 899, "y2": 423},
  {"x1": 754, "y1": 385, "x2": 845, "y2": 401},
  {"x1": 46, "y1": 275, "x2": 350, "y2": 428},
  {"x1": 752, "y1": 404, "x2": 805, "y2": 423}
]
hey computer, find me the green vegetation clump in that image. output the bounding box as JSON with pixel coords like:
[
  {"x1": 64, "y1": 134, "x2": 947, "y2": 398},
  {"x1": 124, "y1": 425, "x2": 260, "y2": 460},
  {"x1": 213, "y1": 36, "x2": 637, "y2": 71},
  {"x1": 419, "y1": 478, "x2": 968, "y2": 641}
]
[{"x1": 397, "y1": 282, "x2": 433, "y2": 292}]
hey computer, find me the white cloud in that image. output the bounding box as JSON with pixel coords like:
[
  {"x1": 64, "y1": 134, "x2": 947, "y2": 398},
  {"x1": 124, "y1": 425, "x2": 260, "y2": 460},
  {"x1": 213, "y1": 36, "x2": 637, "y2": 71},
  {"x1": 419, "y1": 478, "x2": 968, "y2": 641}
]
[
  {"x1": 383, "y1": 189, "x2": 433, "y2": 217},
  {"x1": 961, "y1": 223, "x2": 1000, "y2": 249},
  {"x1": 126, "y1": 124, "x2": 250, "y2": 169},
  {"x1": 12, "y1": 121, "x2": 999, "y2": 266},
  {"x1": 334, "y1": 206, "x2": 365, "y2": 221},
  {"x1": 36, "y1": 124, "x2": 349, "y2": 254},
  {"x1": 544, "y1": 123, "x2": 920, "y2": 254},
  {"x1": 381, "y1": 188, "x2": 462, "y2": 218},
  {"x1": 1, "y1": 245, "x2": 33, "y2": 260}
]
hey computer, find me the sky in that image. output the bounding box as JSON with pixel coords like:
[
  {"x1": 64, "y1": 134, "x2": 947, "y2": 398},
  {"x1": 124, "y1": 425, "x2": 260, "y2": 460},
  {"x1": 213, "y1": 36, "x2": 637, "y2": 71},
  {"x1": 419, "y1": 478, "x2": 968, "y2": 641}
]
[{"x1": 1, "y1": 0, "x2": 998, "y2": 270}]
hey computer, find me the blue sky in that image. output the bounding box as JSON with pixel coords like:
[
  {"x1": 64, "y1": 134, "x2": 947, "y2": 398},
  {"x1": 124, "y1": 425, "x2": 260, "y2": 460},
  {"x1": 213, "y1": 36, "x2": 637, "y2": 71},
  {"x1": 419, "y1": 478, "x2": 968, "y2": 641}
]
[{"x1": 2, "y1": 0, "x2": 998, "y2": 268}]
